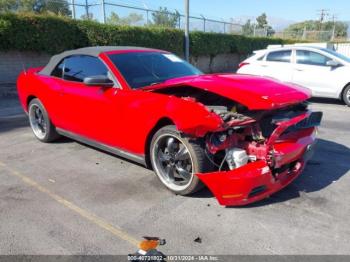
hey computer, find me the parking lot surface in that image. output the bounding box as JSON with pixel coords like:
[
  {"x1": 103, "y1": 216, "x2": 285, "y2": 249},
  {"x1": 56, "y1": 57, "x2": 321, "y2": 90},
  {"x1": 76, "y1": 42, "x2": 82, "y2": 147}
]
[{"x1": 0, "y1": 97, "x2": 349, "y2": 255}]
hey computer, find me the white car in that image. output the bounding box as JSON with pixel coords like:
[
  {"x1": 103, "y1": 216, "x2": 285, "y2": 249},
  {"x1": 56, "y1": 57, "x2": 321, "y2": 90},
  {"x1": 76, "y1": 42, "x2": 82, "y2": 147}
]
[{"x1": 237, "y1": 46, "x2": 350, "y2": 105}]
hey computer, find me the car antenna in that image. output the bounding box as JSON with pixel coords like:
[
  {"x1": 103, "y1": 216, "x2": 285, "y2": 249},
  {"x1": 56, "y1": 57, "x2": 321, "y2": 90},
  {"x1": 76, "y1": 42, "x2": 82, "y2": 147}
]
[{"x1": 17, "y1": 51, "x2": 27, "y2": 75}]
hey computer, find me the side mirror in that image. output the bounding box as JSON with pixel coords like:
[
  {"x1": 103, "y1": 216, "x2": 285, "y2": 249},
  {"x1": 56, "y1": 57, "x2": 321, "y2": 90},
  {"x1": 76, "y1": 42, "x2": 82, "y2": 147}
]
[
  {"x1": 83, "y1": 75, "x2": 114, "y2": 87},
  {"x1": 326, "y1": 60, "x2": 341, "y2": 67}
]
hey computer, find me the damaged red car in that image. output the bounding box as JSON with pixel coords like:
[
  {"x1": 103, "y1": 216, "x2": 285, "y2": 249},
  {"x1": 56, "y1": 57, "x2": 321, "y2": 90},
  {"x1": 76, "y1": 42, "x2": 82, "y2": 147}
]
[{"x1": 17, "y1": 46, "x2": 322, "y2": 206}]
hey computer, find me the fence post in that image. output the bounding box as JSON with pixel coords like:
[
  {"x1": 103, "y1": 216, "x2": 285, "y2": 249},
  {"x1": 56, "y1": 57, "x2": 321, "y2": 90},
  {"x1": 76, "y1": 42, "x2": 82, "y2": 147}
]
[
  {"x1": 331, "y1": 25, "x2": 336, "y2": 41},
  {"x1": 302, "y1": 27, "x2": 306, "y2": 40},
  {"x1": 71, "y1": 0, "x2": 76, "y2": 19},
  {"x1": 101, "y1": 0, "x2": 106, "y2": 24},
  {"x1": 85, "y1": 0, "x2": 89, "y2": 19},
  {"x1": 184, "y1": 0, "x2": 190, "y2": 61},
  {"x1": 200, "y1": 15, "x2": 206, "y2": 32}
]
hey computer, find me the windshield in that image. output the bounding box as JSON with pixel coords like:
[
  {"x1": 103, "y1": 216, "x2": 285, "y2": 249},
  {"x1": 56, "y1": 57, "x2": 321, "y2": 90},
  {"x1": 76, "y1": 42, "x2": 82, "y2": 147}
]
[
  {"x1": 320, "y1": 48, "x2": 350, "y2": 63},
  {"x1": 108, "y1": 52, "x2": 202, "y2": 89}
]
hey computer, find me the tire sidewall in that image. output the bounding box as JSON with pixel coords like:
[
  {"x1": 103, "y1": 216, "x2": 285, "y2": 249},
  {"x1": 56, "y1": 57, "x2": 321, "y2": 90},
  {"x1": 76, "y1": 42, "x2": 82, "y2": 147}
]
[
  {"x1": 343, "y1": 86, "x2": 350, "y2": 106},
  {"x1": 28, "y1": 99, "x2": 52, "y2": 142}
]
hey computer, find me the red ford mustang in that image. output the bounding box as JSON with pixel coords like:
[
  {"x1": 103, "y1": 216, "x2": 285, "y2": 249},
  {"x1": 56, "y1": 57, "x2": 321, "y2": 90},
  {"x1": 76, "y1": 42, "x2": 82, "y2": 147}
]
[{"x1": 17, "y1": 46, "x2": 322, "y2": 206}]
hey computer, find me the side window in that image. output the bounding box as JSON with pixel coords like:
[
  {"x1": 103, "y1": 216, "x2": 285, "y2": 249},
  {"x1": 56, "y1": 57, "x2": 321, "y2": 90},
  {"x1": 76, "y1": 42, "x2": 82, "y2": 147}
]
[
  {"x1": 296, "y1": 50, "x2": 331, "y2": 66},
  {"x1": 63, "y1": 55, "x2": 108, "y2": 82},
  {"x1": 266, "y1": 50, "x2": 291, "y2": 63},
  {"x1": 51, "y1": 60, "x2": 64, "y2": 78}
]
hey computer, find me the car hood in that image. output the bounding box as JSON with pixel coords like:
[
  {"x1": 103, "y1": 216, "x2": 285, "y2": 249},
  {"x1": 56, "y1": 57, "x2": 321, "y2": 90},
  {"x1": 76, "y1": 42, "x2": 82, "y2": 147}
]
[{"x1": 145, "y1": 74, "x2": 311, "y2": 110}]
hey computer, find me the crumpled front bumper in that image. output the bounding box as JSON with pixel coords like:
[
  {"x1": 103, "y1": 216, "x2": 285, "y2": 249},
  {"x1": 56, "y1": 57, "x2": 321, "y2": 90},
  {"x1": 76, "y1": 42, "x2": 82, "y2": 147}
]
[
  {"x1": 196, "y1": 158, "x2": 306, "y2": 206},
  {"x1": 196, "y1": 111, "x2": 321, "y2": 206}
]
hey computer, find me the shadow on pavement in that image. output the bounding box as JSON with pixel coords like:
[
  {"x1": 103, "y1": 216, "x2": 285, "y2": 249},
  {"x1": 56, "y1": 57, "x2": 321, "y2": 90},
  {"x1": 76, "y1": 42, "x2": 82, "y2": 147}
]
[
  {"x1": 0, "y1": 115, "x2": 28, "y2": 133},
  {"x1": 309, "y1": 97, "x2": 345, "y2": 106}
]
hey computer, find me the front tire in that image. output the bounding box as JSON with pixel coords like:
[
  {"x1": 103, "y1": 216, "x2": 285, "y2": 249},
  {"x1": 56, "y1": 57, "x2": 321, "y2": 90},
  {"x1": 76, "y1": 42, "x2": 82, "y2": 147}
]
[
  {"x1": 150, "y1": 125, "x2": 212, "y2": 195},
  {"x1": 342, "y1": 85, "x2": 350, "y2": 106},
  {"x1": 28, "y1": 98, "x2": 60, "y2": 142}
]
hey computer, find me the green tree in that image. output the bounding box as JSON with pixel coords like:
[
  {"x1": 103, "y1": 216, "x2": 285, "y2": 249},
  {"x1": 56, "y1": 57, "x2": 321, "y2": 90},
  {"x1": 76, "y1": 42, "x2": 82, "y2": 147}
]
[
  {"x1": 151, "y1": 7, "x2": 179, "y2": 28},
  {"x1": 0, "y1": 0, "x2": 71, "y2": 16},
  {"x1": 256, "y1": 13, "x2": 268, "y2": 29},
  {"x1": 0, "y1": 0, "x2": 17, "y2": 12},
  {"x1": 242, "y1": 19, "x2": 254, "y2": 36},
  {"x1": 255, "y1": 13, "x2": 274, "y2": 36},
  {"x1": 107, "y1": 12, "x2": 143, "y2": 26}
]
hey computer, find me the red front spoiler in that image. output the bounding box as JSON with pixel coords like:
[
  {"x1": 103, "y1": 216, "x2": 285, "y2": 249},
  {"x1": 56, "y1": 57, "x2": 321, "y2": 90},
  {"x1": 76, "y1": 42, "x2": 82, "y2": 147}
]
[{"x1": 196, "y1": 110, "x2": 320, "y2": 206}]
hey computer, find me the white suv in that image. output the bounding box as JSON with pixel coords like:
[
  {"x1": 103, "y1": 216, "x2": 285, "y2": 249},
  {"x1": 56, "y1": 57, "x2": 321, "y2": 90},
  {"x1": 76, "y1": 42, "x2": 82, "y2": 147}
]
[{"x1": 237, "y1": 46, "x2": 350, "y2": 105}]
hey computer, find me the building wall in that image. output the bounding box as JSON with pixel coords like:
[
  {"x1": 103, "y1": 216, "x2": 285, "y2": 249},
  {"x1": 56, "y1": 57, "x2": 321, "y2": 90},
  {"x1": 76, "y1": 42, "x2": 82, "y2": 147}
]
[
  {"x1": 0, "y1": 51, "x2": 241, "y2": 97},
  {"x1": 0, "y1": 51, "x2": 51, "y2": 97}
]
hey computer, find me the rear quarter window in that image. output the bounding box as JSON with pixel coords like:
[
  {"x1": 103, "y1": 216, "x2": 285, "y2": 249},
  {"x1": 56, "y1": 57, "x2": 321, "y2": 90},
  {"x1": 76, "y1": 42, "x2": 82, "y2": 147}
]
[{"x1": 51, "y1": 60, "x2": 64, "y2": 78}]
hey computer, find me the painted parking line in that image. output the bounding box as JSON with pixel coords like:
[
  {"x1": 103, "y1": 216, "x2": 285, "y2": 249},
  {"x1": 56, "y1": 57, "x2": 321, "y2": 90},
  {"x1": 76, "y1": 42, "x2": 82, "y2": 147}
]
[{"x1": 0, "y1": 161, "x2": 139, "y2": 247}]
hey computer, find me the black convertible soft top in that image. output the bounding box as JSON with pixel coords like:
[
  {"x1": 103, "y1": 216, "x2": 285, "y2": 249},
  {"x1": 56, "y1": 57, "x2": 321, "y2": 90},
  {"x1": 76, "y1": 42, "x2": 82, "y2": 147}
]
[{"x1": 39, "y1": 46, "x2": 156, "y2": 76}]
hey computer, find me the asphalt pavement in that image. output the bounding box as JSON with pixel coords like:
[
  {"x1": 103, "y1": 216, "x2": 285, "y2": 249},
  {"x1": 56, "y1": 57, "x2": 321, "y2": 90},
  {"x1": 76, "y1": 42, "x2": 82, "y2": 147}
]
[{"x1": 0, "y1": 97, "x2": 349, "y2": 255}]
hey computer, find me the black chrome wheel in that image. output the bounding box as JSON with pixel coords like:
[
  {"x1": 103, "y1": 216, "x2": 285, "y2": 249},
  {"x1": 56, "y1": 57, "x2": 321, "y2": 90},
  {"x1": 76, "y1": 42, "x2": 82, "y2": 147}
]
[
  {"x1": 150, "y1": 125, "x2": 212, "y2": 195},
  {"x1": 154, "y1": 135, "x2": 193, "y2": 190}
]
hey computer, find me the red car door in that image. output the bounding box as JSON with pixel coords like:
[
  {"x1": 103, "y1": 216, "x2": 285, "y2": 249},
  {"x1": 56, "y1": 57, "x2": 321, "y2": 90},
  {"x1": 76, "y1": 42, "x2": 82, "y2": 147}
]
[{"x1": 58, "y1": 55, "x2": 124, "y2": 147}]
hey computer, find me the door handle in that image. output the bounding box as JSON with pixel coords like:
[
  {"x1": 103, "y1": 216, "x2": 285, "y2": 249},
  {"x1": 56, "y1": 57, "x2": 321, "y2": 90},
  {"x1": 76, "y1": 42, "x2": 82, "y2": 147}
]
[
  {"x1": 261, "y1": 64, "x2": 268, "y2": 67},
  {"x1": 295, "y1": 68, "x2": 303, "y2": 71}
]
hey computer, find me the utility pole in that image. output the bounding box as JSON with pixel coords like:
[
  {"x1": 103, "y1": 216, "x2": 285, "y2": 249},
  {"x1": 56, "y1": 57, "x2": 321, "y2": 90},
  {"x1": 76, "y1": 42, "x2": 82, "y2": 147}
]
[
  {"x1": 101, "y1": 0, "x2": 106, "y2": 24},
  {"x1": 175, "y1": 10, "x2": 181, "y2": 29},
  {"x1": 184, "y1": 0, "x2": 189, "y2": 61},
  {"x1": 317, "y1": 9, "x2": 329, "y2": 30}
]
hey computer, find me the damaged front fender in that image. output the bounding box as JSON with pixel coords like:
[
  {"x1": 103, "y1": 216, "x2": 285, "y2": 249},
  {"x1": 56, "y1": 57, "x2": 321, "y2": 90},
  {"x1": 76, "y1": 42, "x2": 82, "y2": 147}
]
[{"x1": 164, "y1": 96, "x2": 224, "y2": 137}]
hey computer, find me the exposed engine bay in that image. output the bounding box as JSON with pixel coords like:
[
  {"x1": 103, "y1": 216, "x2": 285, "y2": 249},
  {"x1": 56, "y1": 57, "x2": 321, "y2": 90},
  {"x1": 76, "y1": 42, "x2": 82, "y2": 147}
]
[{"x1": 154, "y1": 85, "x2": 322, "y2": 173}]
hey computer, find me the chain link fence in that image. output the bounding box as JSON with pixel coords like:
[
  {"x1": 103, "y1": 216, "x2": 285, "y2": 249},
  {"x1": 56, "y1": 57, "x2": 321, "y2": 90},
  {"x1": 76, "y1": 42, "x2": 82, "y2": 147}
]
[
  {"x1": 1, "y1": 0, "x2": 347, "y2": 41},
  {"x1": 274, "y1": 30, "x2": 337, "y2": 42},
  {"x1": 22, "y1": 0, "x2": 241, "y2": 34}
]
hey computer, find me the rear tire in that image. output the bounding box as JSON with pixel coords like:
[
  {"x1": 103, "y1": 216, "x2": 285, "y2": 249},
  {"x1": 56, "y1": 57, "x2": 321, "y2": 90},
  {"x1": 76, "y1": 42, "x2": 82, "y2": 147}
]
[
  {"x1": 28, "y1": 98, "x2": 60, "y2": 142},
  {"x1": 150, "y1": 125, "x2": 212, "y2": 195},
  {"x1": 342, "y1": 85, "x2": 350, "y2": 106}
]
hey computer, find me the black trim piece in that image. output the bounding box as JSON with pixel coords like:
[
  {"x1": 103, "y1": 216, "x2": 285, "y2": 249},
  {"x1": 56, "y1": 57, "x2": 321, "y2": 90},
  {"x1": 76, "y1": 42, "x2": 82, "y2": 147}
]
[
  {"x1": 285, "y1": 111, "x2": 323, "y2": 133},
  {"x1": 56, "y1": 128, "x2": 146, "y2": 166}
]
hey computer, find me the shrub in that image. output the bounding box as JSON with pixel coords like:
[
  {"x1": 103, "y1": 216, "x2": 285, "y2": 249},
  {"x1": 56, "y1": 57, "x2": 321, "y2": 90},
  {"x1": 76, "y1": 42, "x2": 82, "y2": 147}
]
[{"x1": 0, "y1": 13, "x2": 291, "y2": 57}]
